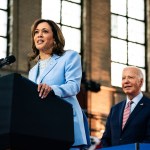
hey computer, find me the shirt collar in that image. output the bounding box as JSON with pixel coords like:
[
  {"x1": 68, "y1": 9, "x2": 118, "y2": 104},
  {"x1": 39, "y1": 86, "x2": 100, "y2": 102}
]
[{"x1": 126, "y1": 92, "x2": 143, "y2": 105}]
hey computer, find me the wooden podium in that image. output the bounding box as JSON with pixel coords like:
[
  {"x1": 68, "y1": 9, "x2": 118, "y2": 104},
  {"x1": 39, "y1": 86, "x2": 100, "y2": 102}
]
[{"x1": 0, "y1": 73, "x2": 74, "y2": 150}]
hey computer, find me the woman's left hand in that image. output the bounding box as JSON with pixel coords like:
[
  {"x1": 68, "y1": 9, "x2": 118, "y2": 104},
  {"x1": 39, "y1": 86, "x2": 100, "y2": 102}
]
[{"x1": 38, "y1": 83, "x2": 52, "y2": 99}]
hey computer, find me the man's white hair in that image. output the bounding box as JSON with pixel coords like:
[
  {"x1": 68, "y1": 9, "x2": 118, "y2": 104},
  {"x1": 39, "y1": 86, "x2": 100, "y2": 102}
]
[{"x1": 124, "y1": 66, "x2": 144, "y2": 79}]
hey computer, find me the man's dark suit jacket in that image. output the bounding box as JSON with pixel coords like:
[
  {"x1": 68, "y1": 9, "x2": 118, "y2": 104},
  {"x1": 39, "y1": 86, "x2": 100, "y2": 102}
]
[{"x1": 101, "y1": 95, "x2": 150, "y2": 147}]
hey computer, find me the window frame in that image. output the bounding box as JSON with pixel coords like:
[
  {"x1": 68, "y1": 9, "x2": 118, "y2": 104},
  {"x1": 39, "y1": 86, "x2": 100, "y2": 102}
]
[
  {"x1": 41, "y1": 0, "x2": 83, "y2": 55},
  {"x1": 110, "y1": 0, "x2": 147, "y2": 91},
  {"x1": 0, "y1": 0, "x2": 10, "y2": 58}
]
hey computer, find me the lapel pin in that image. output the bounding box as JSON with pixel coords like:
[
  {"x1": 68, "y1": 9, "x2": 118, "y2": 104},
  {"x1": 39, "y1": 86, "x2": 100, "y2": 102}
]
[{"x1": 140, "y1": 103, "x2": 144, "y2": 106}]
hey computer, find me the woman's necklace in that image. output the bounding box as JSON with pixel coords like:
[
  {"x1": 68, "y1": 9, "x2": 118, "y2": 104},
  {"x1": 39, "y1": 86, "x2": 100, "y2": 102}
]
[
  {"x1": 39, "y1": 56, "x2": 52, "y2": 70},
  {"x1": 36, "y1": 56, "x2": 52, "y2": 84}
]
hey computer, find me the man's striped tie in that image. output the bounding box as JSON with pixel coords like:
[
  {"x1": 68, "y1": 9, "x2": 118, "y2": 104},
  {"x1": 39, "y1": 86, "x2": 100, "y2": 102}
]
[{"x1": 122, "y1": 101, "x2": 133, "y2": 129}]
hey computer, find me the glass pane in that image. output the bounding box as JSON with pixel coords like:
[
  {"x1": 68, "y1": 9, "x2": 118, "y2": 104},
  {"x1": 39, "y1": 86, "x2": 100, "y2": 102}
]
[
  {"x1": 0, "y1": 0, "x2": 8, "y2": 9},
  {"x1": 128, "y1": 19, "x2": 145, "y2": 44},
  {"x1": 111, "y1": 38, "x2": 127, "y2": 63},
  {"x1": 0, "y1": 10, "x2": 7, "y2": 36},
  {"x1": 111, "y1": 15, "x2": 127, "y2": 39},
  {"x1": 62, "y1": 26, "x2": 81, "y2": 53},
  {"x1": 128, "y1": 42, "x2": 145, "y2": 67},
  {"x1": 111, "y1": 0, "x2": 126, "y2": 16},
  {"x1": 68, "y1": 0, "x2": 81, "y2": 3},
  {"x1": 128, "y1": 0, "x2": 144, "y2": 20},
  {"x1": 62, "y1": 1, "x2": 81, "y2": 28},
  {"x1": 111, "y1": 62, "x2": 127, "y2": 87},
  {"x1": 0, "y1": 37, "x2": 7, "y2": 58},
  {"x1": 41, "y1": 0, "x2": 61, "y2": 23}
]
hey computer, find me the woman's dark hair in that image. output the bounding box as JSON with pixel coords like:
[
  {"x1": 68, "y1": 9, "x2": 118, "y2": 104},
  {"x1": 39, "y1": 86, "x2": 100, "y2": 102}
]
[{"x1": 28, "y1": 19, "x2": 65, "y2": 61}]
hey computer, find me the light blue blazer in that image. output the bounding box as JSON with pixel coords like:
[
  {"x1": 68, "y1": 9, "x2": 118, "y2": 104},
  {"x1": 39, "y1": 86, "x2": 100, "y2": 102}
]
[{"x1": 28, "y1": 50, "x2": 89, "y2": 146}]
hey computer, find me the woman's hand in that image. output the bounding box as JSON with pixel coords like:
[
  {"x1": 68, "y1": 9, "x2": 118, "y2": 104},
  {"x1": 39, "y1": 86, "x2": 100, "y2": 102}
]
[{"x1": 38, "y1": 83, "x2": 52, "y2": 99}]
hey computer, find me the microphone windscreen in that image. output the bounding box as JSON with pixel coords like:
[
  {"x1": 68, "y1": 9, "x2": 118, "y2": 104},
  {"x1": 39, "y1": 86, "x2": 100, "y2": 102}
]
[{"x1": 6, "y1": 55, "x2": 16, "y2": 64}]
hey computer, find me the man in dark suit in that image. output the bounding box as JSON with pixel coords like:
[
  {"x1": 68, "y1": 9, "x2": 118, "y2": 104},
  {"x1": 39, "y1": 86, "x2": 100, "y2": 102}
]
[{"x1": 101, "y1": 66, "x2": 150, "y2": 147}]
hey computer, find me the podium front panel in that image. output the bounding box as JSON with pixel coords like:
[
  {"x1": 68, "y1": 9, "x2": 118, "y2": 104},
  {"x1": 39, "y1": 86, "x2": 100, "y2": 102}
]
[{"x1": 0, "y1": 73, "x2": 74, "y2": 149}]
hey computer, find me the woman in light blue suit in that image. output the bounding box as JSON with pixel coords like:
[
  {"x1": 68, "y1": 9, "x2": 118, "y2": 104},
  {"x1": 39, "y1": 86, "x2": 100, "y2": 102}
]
[{"x1": 28, "y1": 19, "x2": 90, "y2": 149}]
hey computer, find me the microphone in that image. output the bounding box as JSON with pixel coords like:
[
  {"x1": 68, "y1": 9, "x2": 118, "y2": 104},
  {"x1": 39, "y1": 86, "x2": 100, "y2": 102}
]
[
  {"x1": 0, "y1": 58, "x2": 4, "y2": 61},
  {"x1": 0, "y1": 55, "x2": 16, "y2": 68}
]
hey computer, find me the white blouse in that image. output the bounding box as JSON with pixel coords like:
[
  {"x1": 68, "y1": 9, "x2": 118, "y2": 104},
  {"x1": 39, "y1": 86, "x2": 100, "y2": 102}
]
[{"x1": 36, "y1": 56, "x2": 51, "y2": 84}]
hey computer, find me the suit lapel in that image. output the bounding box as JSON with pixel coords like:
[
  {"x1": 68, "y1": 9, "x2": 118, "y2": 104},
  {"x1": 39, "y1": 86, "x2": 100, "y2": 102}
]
[
  {"x1": 119, "y1": 101, "x2": 126, "y2": 131},
  {"x1": 38, "y1": 54, "x2": 60, "y2": 83},
  {"x1": 127, "y1": 98, "x2": 144, "y2": 122},
  {"x1": 122, "y1": 97, "x2": 145, "y2": 130},
  {"x1": 29, "y1": 64, "x2": 39, "y2": 83}
]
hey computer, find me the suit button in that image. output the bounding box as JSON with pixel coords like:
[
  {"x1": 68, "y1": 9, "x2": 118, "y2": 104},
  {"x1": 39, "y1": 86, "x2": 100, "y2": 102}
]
[{"x1": 120, "y1": 138, "x2": 122, "y2": 141}]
